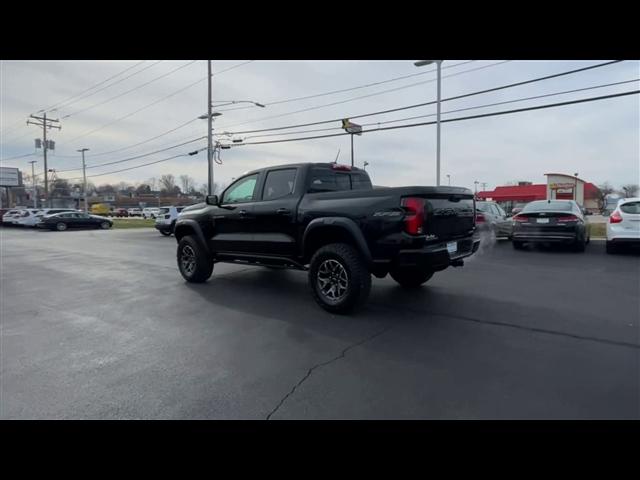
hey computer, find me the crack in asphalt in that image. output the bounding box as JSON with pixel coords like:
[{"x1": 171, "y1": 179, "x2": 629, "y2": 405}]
[
  {"x1": 371, "y1": 303, "x2": 640, "y2": 350},
  {"x1": 265, "y1": 325, "x2": 393, "y2": 420}
]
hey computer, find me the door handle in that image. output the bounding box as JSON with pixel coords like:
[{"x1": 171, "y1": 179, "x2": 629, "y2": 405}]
[
  {"x1": 238, "y1": 209, "x2": 248, "y2": 217},
  {"x1": 276, "y1": 208, "x2": 291, "y2": 215}
]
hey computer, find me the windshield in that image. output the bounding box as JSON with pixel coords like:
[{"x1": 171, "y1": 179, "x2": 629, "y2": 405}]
[
  {"x1": 522, "y1": 201, "x2": 574, "y2": 212},
  {"x1": 159, "y1": 208, "x2": 170, "y2": 215}
]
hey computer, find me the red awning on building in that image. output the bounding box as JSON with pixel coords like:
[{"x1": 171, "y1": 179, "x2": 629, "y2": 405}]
[{"x1": 477, "y1": 184, "x2": 547, "y2": 201}]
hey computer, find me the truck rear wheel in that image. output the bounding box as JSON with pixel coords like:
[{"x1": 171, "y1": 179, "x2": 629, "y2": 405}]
[
  {"x1": 177, "y1": 235, "x2": 213, "y2": 283},
  {"x1": 389, "y1": 268, "x2": 433, "y2": 288},
  {"x1": 308, "y1": 243, "x2": 371, "y2": 314}
]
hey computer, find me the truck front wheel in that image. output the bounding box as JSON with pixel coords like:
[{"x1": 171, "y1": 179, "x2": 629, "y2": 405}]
[
  {"x1": 389, "y1": 268, "x2": 433, "y2": 288},
  {"x1": 309, "y1": 243, "x2": 371, "y2": 314},
  {"x1": 177, "y1": 235, "x2": 213, "y2": 283}
]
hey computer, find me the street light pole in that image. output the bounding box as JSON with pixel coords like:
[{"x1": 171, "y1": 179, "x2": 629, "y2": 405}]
[
  {"x1": 28, "y1": 160, "x2": 37, "y2": 208},
  {"x1": 78, "y1": 148, "x2": 89, "y2": 212},
  {"x1": 207, "y1": 60, "x2": 214, "y2": 196},
  {"x1": 414, "y1": 60, "x2": 443, "y2": 186}
]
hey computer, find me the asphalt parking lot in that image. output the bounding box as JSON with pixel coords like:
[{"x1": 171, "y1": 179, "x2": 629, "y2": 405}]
[{"x1": 1, "y1": 227, "x2": 638, "y2": 419}]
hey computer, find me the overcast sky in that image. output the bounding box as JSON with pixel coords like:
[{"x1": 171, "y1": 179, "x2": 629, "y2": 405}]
[{"x1": 1, "y1": 60, "x2": 638, "y2": 192}]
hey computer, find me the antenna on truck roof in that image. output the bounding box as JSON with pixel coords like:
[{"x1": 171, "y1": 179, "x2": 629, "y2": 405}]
[{"x1": 334, "y1": 148, "x2": 340, "y2": 163}]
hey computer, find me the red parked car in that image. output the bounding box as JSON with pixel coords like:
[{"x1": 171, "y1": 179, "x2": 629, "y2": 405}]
[{"x1": 111, "y1": 208, "x2": 129, "y2": 217}]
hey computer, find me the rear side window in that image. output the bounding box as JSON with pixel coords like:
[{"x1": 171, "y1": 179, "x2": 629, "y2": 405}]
[
  {"x1": 351, "y1": 173, "x2": 372, "y2": 190},
  {"x1": 620, "y1": 201, "x2": 640, "y2": 214},
  {"x1": 308, "y1": 168, "x2": 351, "y2": 192},
  {"x1": 262, "y1": 168, "x2": 297, "y2": 200}
]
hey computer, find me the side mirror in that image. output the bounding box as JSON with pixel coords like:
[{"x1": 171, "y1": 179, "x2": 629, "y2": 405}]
[{"x1": 205, "y1": 195, "x2": 219, "y2": 206}]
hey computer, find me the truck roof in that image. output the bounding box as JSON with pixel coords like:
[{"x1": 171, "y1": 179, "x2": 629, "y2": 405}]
[{"x1": 243, "y1": 162, "x2": 366, "y2": 177}]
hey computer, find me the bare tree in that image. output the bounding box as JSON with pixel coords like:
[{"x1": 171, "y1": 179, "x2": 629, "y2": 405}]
[
  {"x1": 146, "y1": 177, "x2": 157, "y2": 191},
  {"x1": 596, "y1": 182, "x2": 615, "y2": 209},
  {"x1": 159, "y1": 174, "x2": 176, "y2": 192},
  {"x1": 179, "y1": 175, "x2": 195, "y2": 194},
  {"x1": 97, "y1": 184, "x2": 115, "y2": 193},
  {"x1": 621, "y1": 184, "x2": 639, "y2": 198}
]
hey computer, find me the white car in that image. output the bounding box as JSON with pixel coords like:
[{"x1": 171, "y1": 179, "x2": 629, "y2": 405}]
[
  {"x1": 2, "y1": 209, "x2": 24, "y2": 225},
  {"x1": 154, "y1": 206, "x2": 185, "y2": 236},
  {"x1": 127, "y1": 208, "x2": 143, "y2": 217},
  {"x1": 606, "y1": 197, "x2": 640, "y2": 254},
  {"x1": 142, "y1": 207, "x2": 160, "y2": 219},
  {"x1": 15, "y1": 209, "x2": 44, "y2": 227}
]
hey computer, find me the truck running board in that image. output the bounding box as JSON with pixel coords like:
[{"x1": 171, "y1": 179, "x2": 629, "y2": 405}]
[{"x1": 214, "y1": 252, "x2": 308, "y2": 271}]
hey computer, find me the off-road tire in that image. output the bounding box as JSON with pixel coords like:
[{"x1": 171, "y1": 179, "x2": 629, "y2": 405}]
[
  {"x1": 308, "y1": 243, "x2": 371, "y2": 314},
  {"x1": 177, "y1": 235, "x2": 213, "y2": 283}
]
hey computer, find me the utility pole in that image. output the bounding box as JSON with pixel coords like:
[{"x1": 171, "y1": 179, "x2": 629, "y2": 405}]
[
  {"x1": 481, "y1": 182, "x2": 488, "y2": 192},
  {"x1": 28, "y1": 160, "x2": 37, "y2": 208},
  {"x1": 436, "y1": 60, "x2": 442, "y2": 186},
  {"x1": 27, "y1": 113, "x2": 61, "y2": 207},
  {"x1": 207, "y1": 60, "x2": 214, "y2": 195},
  {"x1": 78, "y1": 148, "x2": 89, "y2": 212}
]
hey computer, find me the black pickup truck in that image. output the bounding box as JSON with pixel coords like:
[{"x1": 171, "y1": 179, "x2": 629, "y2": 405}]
[{"x1": 174, "y1": 163, "x2": 480, "y2": 313}]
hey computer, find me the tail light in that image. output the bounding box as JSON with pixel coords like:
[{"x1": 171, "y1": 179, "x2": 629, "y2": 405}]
[
  {"x1": 475, "y1": 212, "x2": 485, "y2": 223},
  {"x1": 401, "y1": 197, "x2": 425, "y2": 235},
  {"x1": 557, "y1": 215, "x2": 579, "y2": 223},
  {"x1": 610, "y1": 211, "x2": 623, "y2": 224},
  {"x1": 513, "y1": 215, "x2": 528, "y2": 222}
]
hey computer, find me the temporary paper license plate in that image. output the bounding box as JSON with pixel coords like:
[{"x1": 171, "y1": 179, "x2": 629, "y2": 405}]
[{"x1": 447, "y1": 241, "x2": 458, "y2": 254}]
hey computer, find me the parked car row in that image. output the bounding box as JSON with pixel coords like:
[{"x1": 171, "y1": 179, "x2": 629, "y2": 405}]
[{"x1": 1, "y1": 207, "x2": 113, "y2": 231}]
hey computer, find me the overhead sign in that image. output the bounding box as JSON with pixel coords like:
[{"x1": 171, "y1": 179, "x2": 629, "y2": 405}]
[
  {"x1": 549, "y1": 182, "x2": 575, "y2": 189},
  {"x1": 0, "y1": 167, "x2": 21, "y2": 187},
  {"x1": 342, "y1": 119, "x2": 362, "y2": 135}
]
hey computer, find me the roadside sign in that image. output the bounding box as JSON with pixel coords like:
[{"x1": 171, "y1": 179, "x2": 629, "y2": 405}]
[
  {"x1": 342, "y1": 119, "x2": 362, "y2": 135},
  {"x1": 0, "y1": 167, "x2": 21, "y2": 187}
]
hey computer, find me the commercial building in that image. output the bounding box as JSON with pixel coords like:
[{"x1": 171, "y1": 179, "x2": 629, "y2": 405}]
[{"x1": 477, "y1": 173, "x2": 601, "y2": 213}]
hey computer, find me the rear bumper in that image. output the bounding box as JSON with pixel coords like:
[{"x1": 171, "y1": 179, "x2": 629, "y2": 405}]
[
  {"x1": 393, "y1": 237, "x2": 480, "y2": 271},
  {"x1": 155, "y1": 223, "x2": 172, "y2": 233},
  {"x1": 607, "y1": 237, "x2": 640, "y2": 245},
  {"x1": 512, "y1": 232, "x2": 578, "y2": 243}
]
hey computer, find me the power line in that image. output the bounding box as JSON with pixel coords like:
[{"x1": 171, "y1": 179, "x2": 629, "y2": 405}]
[
  {"x1": 62, "y1": 147, "x2": 207, "y2": 181},
  {"x1": 218, "y1": 60, "x2": 624, "y2": 136},
  {"x1": 214, "y1": 61, "x2": 511, "y2": 131},
  {"x1": 232, "y1": 90, "x2": 638, "y2": 147},
  {"x1": 50, "y1": 136, "x2": 206, "y2": 174},
  {"x1": 40, "y1": 60, "x2": 152, "y2": 113},
  {"x1": 57, "y1": 60, "x2": 255, "y2": 147},
  {"x1": 61, "y1": 60, "x2": 197, "y2": 119},
  {"x1": 1, "y1": 62, "x2": 146, "y2": 135},
  {"x1": 233, "y1": 78, "x2": 640, "y2": 141},
  {"x1": 0, "y1": 152, "x2": 36, "y2": 162},
  {"x1": 214, "y1": 60, "x2": 477, "y2": 112},
  {"x1": 55, "y1": 90, "x2": 637, "y2": 182}
]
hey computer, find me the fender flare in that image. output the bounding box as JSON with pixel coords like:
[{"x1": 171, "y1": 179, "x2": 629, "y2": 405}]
[
  {"x1": 174, "y1": 219, "x2": 211, "y2": 256},
  {"x1": 302, "y1": 217, "x2": 372, "y2": 266}
]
